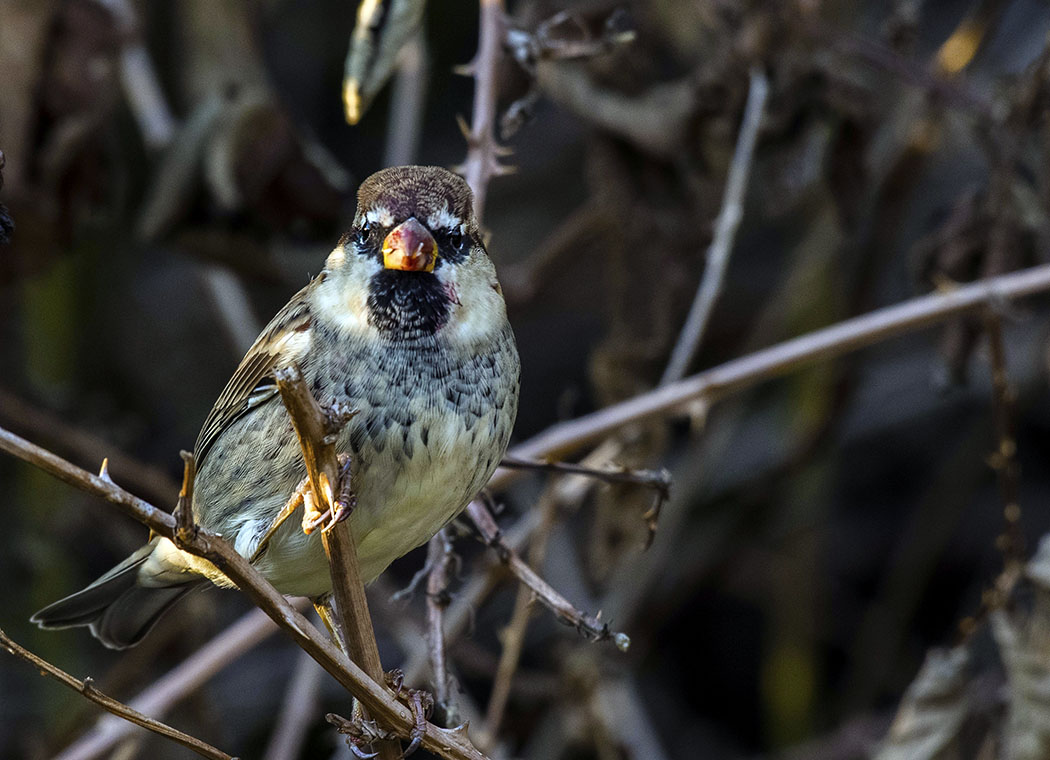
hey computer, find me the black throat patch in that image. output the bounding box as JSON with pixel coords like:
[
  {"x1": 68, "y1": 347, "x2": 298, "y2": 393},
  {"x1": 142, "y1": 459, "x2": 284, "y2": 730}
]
[{"x1": 367, "y1": 270, "x2": 450, "y2": 338}]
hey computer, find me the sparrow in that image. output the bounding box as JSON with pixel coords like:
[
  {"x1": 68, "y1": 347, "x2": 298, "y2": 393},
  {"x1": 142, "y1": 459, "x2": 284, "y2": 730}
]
[{"x1": 32, "y1": 165, "x2": 520, "y2": 649}]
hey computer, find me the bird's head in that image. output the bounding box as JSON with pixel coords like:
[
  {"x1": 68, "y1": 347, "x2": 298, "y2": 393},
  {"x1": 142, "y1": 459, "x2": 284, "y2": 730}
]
[{"x1": 315, "y1": 166, "x2": 507, "y2": 343}]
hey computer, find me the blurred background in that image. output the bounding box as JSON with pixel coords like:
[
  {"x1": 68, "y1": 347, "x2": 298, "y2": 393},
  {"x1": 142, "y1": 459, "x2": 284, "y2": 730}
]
[{"x1": 4, "y1": 0, "x2": 1050, "y2": 758}]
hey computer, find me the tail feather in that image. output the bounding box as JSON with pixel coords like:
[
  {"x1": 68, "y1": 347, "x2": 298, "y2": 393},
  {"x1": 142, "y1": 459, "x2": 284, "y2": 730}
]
[{"x1": 31, "y1": 542, "x2": 200, "y2": 650}]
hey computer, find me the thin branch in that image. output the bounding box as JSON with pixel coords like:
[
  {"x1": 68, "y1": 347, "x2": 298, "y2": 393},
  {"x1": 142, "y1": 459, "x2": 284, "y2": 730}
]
[
  {"x1": 659, "y1": 66, "x2": 770, "y2": 385},
  {"x1": 176, "y1": 450, "x2": 196, "y2": 541},
  {"x1": 55, "y1": 606, "x2": 305, "y2": 760},
  {"x1": 499, "y1": 454, "x2": 671, "y2": 495},
  {"x1": 492, "y1": 263, "x2": 1050, "y2": 480},
  {"x1": 459, "y1": 0, "x2": 510, "y2": 222},
  {"x1": 0, "y1": 425, "x2": 489, "y2": 760},
  {"x1": 425, "y1": 530, "x2": 458, "y2": 722},
  {"x1": 499, "y1": 450, "x2": 670, "y2": 547},
  {"x1": 956, "y1": 311, "x2": 1027, "y2": 643},
  {"x1": 985, "y1": 312, "x2": 1024, "y2": 565},
  {"x1": 0, "y1": 628, "x2": 234, "y2": 760},
  {"x1": 466, "y1": 500, "x2": 631, "y2": 651},
  {"x1": 274, "y1": 366, "x2": 400, "y2": 760}
]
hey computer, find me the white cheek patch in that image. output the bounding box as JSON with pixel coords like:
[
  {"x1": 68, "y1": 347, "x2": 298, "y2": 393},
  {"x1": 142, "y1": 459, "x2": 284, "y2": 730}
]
[
  {"x1": 364, "y1": 206, "x2": 395, "y2": 228},
  {"x1": 311, "y1": 261, "x2": 381, "y2": 337},
  {"x1": 427, "y1": 205, "x2": 463, "y2": 234}
]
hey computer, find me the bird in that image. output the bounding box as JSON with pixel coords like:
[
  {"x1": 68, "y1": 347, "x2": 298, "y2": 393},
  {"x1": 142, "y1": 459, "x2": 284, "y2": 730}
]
[{"x1": 31, "y1": 165, "x2": 520, "y2": 649}]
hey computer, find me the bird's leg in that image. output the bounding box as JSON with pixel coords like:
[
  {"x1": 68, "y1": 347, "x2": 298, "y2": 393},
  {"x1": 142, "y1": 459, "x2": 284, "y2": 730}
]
[
  {"x1": 384, "y1": 669, "x2": 434, "y2": 757},
  {"x1": 249, "y1": 481, "x2": 307, "y2": 563},
  {"x1": 304, "y1": 452, "x2": 356, "y2": 534}
]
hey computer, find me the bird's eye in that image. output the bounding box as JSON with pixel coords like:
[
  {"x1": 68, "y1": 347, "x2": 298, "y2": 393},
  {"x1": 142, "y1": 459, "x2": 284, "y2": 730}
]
[
  {"x1": 447, "y1": 231, "x2": 467, "y2": 253},
  {"x1": 354, "y1": 221, "x2": 372, "y2": 246}
]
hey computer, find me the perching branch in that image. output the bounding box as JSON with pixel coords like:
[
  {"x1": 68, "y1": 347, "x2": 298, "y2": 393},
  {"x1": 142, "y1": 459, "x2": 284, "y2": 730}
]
[
  {"x1": 273, "y1": 365, "x2": 399, "y2": 760},
  {"x1": 0, "y1": 628, "x2": 235, "y2": 760},
  {"x1": 425, "y1": 529, "x2": 459, "y2": 723},
  {"x1": 466, "y1": 499, "x2": 631, "y2": 651},
  {"x1": 0, "y1": 425, "x2": 489, "y2": 760}
]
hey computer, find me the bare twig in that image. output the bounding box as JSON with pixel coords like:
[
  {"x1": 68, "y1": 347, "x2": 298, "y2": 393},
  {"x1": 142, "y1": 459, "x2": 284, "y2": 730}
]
[
  {"x1": 492, "y1": 263, "x2": 1050, "y2": 476},
  {"x1": 0, "y1": 425, "x2": 489, "y2": 760},
  {"x1": 499, "y1": 454, "x2": 671, "y2": 495},
  {"x1": 274, "y1": 365, "x2": 399, "y2": 760},
  {"x1": 984, "y1": 312, "x2": 1024, "y2": 565},
  {"x1": 466, "y1": 499, "x2": 630, "y2": 651},
  {"x1": 499, "y1": 450, "x2": 670, "y2": 548},
  {"x1": 0, "y1": 628, "x2": 234, "y2": 760},
  {"x1": 176, "y1": 450, "x2": 196, "y2": 542},
  {"x1": 95, "y1": 0, "x2": 177, "y2": 148},
  {"x1": 425, "y1": 530, "x2": 458, "y2": 722},
  {"x1": 660, "y1": 66, "x2": 770, "y2": 385},
  {"x1": 459, "y1": 0, "x2": 510, "y2": 221},
  {"x1": 56, "y1": 605, "x2": 306, "y2": 760}
]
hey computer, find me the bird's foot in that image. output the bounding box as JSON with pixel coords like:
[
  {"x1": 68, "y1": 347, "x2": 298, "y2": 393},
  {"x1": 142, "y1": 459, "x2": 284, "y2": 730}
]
[
  {"x1": 303, "y1": 453, "x2": 356, "y2": 534},
  {"x1": 327, "y1": 712, "x2": 394, "y2": 758},
  {"x1": 384, "y1": 669, "x2": 434, "y2": 757}
]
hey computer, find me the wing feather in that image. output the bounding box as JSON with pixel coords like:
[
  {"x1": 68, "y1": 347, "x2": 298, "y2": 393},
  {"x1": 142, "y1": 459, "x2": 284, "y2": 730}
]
[{"x1": 194, "y1": 287, "x2": 313, "y2": 465}]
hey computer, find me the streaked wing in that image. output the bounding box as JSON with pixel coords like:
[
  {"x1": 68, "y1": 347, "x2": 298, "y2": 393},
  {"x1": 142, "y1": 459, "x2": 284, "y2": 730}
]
[{"x1": 194, "y1": 287, "x2": 313, "y2": 465}]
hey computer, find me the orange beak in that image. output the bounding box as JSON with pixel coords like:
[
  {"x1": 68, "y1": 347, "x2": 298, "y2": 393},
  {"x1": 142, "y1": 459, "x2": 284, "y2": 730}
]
[{"x1": 381, "y1": 218, "x2": 438, "y2": 272}]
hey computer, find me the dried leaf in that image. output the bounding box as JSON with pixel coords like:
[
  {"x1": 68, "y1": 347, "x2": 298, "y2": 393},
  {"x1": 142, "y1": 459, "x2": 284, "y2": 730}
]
[
  {"x1": 874, "y1": 646, "x2": 971, "y2": 760},
  {"x1": 343, "y1": 0, "x2": 427, "y2": 125}
]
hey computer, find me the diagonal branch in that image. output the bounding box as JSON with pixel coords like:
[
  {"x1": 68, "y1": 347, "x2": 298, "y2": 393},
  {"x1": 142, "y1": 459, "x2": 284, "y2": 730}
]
[
  {"x1": 0, "y1": 425, "x2": 489, "y2": 760},
  {"x1": 660, "y1": 66, "x2": 770, "y2": 385},
  {"x1": 55, "y1": 606, "x2": 305, "y2": 760},
  {"x1": 466, "y1": 499, "x2": 630, "y2": 650},
  {"x1": 492, "y1": 263, "x2": 1050, "y2": 478},
  {"x1": 0, "y1": 628, "x2": 234, "y2": 760}
]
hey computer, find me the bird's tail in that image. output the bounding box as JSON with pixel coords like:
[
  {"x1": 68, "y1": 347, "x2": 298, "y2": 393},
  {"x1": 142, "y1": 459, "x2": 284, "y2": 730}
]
[{"x1": 31, "y1": 540, "x2": 200, "y2": 649}]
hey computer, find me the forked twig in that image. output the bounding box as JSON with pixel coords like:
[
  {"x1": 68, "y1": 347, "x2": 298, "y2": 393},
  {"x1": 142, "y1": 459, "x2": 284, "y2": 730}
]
[
  {"x1": 491, "y1": 263, "x2": 1050, "y2": 480},
  {"x1": 0, "y1": 628, "x2": 235, "y2": 760},
  {"x1": 466, "y1": 499, "x2": 630, "y2": 651}
]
